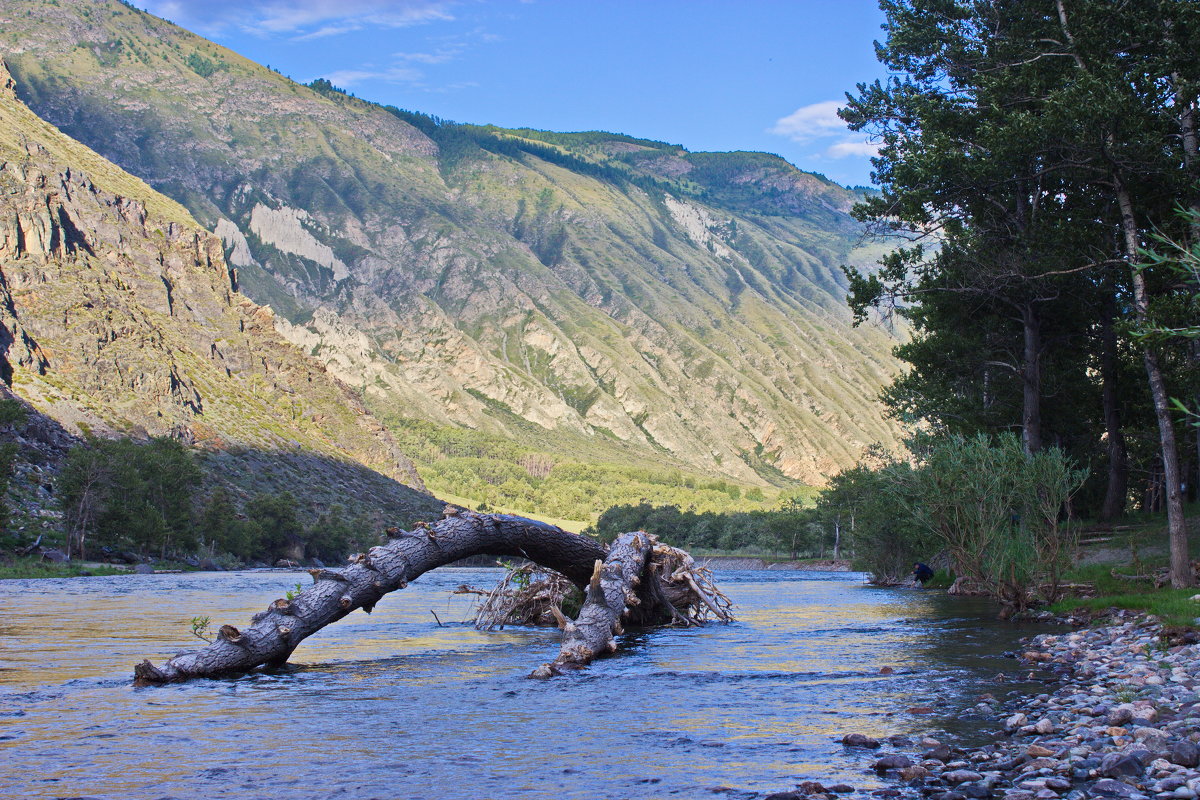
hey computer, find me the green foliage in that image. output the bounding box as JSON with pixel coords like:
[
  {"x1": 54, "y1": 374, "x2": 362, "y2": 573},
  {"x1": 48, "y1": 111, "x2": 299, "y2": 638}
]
[
  {"x1": 197, "y1": 487, "x2": 257, "y2": 560},
  {"x1": 0, "y1": 399, "x2": 27, "y2": 427},
  {"x1": 243, "y1": 491, "x2": 303, "y2": 561},
  {"x1": 189, "y1": 616, "x2": 213, "y2": 642},
  {"x1": 1051, "y1": 588, "x2": 1200, "y2": 630},
  {"x1": 388, "y1": 416, "x2": 784, "y2": 521},
  {"x1": 58, "y1": 437, "x2": 201, "y2": 560},
  {"x1": 0, "y1": 558, "x2": 127, "y2": 579},
  {"x1": 903, "y1": 433, "x2": 1086, "y2": 609},
  {"x1": 184, "y1": 52, "x2": 222, "y2": 78},
  {"x1": 306, "y1": 504, "x2": 366, "y2": 563},
  {"x1": 817, "y1": 459, "x2": 932, "y2": 582},
  {"x1": 588, "y1": 499, "x2": 833, "y2": 557}
]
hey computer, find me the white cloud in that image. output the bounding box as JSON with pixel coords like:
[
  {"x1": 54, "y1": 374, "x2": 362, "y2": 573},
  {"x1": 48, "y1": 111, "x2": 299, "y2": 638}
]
[
  {"x1": 768, "y1": 100, "x2": 846, "y2": 143},
  {"x1": 322, "y1": 66, "x2": 423, "y2": 86},
  {"x1": 141, "y1": 0, "x2": 455, "y2": 37},
  {"x1": 392, "y1": 48, "x2": 460, "y2": 64},
  {"x1": 769, "y1": 100, "x2": 878, "y2": 162},
  {"x1": 826, "y1": 141, "x2": 880, "y2": 158}
]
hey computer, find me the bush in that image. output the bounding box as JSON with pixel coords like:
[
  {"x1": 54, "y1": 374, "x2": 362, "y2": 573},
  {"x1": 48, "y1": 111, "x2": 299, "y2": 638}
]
[
  {"x1": 818, "y1": 460, "x2": 933, "y2": 581},
  {"x1": 903, "y1": 433, "x2": 1086, "y2": 610}
]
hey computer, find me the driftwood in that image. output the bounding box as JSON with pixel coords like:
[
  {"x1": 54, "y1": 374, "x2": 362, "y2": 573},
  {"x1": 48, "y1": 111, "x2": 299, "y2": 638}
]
[
  {"x1": 531, "y1": 531, "x2": 653, "y2": 677},
  {"x1": 134, "y1": 512, "x2": 732, "y2": 685}
]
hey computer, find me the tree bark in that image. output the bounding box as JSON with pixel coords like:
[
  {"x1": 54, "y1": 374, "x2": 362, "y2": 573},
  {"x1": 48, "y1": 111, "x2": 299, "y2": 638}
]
[
  {"x1": 1115, "y1": 181, "x2": 1193, "y2": 588},
  {"x1": 530, "y1": 531, "x2": 653, "y2": 678},
  {"x1": 134, "y1": 512, "x2": 609, "y2": 684},
  {"x1": 1099, "y1": 294, "x2": 1129, "y2": 521},
  {"x1": 1020, "y1": 302, "x2": 1044, "y2": 454}
]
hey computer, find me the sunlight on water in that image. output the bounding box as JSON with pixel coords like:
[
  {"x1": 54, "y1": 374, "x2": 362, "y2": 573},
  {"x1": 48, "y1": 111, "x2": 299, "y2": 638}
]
[{"x1": 0, "y1": 569, "x2": 1049, "y2": 799}]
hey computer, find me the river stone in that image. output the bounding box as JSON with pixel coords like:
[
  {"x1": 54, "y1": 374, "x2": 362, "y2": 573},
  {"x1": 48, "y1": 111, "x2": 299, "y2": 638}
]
[
  {"x1": 1034, "y1": 718, "x2": 1056, "y2": 734},
  {"x1": 924, "y1": 744, "x2": 954, "y2": 761},
  {"x1": 133, "y1": 564, "x2": 154, "y2": 574},
  {"x1": 873, "y1": 754, "x2": 913, "y2": 774},
  {"x1": 1008, "y1": 713, "x2": 1030, "y2": 731},
  {"x1": 1090, "y1": 778, "x2": 1139, "y2": 797},
  {"x1": 826, "y1": 786, "x2": 854, "y2": 795},
  {"x1": 1027, "y1": 745, "x2": 1056, "y2": 758},
  {"x1": 1108, "y1": 705, "x2": 1136, "y2": 726},
  {"x1": 1171, "y1": 740, "x2": 1200, "y2": 767},
  {"x1": 841, "y1": 733, "x2": 880, "y2": 748},
  {"x1": 945, "y1": 770, "x2": 984, "y2": 784}
]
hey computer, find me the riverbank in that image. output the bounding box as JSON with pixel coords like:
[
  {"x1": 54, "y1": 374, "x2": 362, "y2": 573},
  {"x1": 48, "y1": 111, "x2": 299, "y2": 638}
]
[{"x1": 772, "y1": 612, "x2": 1200, "y2": 800}]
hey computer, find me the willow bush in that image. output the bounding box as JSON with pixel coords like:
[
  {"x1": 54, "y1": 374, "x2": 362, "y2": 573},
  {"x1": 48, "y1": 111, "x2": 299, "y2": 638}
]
[{"x1": 902, "y1": 433, "x2": 1087, "y2": 610}]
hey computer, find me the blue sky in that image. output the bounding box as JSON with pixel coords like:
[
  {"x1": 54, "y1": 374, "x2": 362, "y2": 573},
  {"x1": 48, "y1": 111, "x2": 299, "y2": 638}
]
[{"x1": 137, "y1": 0, "x2": 889, "y2": 187}]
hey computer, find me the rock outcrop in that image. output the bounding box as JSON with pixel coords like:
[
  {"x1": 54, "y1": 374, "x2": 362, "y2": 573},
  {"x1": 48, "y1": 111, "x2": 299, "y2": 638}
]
[{"x1": 0, "y1": 59, "x2": 440, "y2": 526}]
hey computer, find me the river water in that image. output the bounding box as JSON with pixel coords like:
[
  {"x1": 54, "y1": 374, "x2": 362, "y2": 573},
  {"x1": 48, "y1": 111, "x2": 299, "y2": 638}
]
[{"x1": 0, "y1": 569, "x2": 1049, "y2": 799}]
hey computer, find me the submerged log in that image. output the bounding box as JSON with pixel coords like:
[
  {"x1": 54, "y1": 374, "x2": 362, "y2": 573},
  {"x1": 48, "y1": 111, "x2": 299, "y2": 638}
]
[{"x1": 134, "y1": 512, "x2": 606, "y2": 684}]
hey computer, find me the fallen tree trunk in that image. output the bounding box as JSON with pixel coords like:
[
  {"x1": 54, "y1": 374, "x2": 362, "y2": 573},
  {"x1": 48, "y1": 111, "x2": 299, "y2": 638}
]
[
  {"x1": 135, "y1": 512, "x2": 734, "y2": 685},
  {"x1": 134, "y1": 512, "x2": 606, "y2": 684},
  {"x1": 531, "y1": 531, "x2": 653, "y2": 678}
]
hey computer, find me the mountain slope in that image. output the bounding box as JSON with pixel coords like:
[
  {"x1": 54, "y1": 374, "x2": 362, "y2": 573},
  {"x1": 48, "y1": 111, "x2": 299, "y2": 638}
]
[
  {"x1": 0, "y1": 0, "x2": 904, "y2": 486},
  {"x1": 0, "y1": 59, "x2": 440, "y2": 525}
]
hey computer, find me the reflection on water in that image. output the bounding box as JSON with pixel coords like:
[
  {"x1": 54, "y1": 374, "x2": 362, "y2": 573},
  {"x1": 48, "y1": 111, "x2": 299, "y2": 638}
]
[{"x1": 0, "y1": 569, "x2": 1048, "y2": 799}]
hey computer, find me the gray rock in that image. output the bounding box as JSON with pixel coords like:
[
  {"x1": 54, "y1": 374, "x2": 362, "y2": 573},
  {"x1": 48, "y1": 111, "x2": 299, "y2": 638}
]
[
  {"x1": 41, "y1": 548, "x2": 67, "y2": 563},
  {"x1": 945, "y1": 770, "x2": 984, "y2": 784},
  {"x1": 924, "y1": 744, "x2": 954, "y2": 761},
  {"x1": 1100, "y1": 752, "x2": 1146, "y2": 778},
  {"x1": 1170, "y1": 741, "x2": 1200, "y2": 768},
  {"x1": 1109, "y1": 705, "x2": 1136, "y2": 726},
  {"x1": 841, "y1": 733, "x2": 880, "y2": 748},
  {"x1": 133, "y1": 563, "x2": 154, "y2": 574},
  {"x1": 873, "y1": 754, "x2": 914, "y2": 774},
  {"x1": 1091, "y1": 778, "x2": 1139, "y2": 798}
]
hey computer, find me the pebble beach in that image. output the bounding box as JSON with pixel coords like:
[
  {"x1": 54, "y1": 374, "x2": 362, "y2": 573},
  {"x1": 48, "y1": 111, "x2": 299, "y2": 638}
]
[{"x1": 771, "y1": 611, "x2": 1200, "y2": 800}]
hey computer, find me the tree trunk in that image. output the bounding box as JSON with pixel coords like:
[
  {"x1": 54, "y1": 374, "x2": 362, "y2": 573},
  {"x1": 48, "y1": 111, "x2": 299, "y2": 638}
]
[
  {"x1": 531, "y1": 531, "x2": 652, "y2": 678},
  {"x1": 134, "y1": 513, "x2": 732, "y2": 685},
  {"x1": 1099, "y1": 294, "x2": 1129, "y2": 521},
  {"x1": 1115, "y1": 181, "x2": 1193, "y2": 588},
  {"x1": 134, "y1": 512, "x2": 609, "y2": 684},
  {"x1": 1020, "y1": 303, "x2": 1044, "y2": 454}
]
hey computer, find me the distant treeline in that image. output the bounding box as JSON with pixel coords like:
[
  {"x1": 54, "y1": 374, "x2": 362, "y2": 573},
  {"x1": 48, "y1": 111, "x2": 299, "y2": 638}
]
[
  {"x1": 52, "y1": 437, "x2": 373, "y2": 566},
  {"x1": 586, "y1": 499, "x2": 834, "y2": 559}
]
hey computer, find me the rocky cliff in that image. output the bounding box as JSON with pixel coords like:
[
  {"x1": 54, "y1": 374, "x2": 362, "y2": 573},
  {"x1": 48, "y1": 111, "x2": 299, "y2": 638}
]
[
  {"x1": 0, "y1": 59, "x2": 440, "y2": 525},
  {"x1": 0, "y1": 0, "x2": 905, "y2": 486}
]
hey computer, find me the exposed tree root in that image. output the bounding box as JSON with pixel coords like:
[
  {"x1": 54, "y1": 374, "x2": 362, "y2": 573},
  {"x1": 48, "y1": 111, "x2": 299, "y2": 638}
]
[{"x1": 462, "y1": 564, "x2": 580, "y2": 630}]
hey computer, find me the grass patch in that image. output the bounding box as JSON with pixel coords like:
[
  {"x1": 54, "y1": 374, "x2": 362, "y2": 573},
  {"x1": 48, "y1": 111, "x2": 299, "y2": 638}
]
[
  {"x1": 1051, "y1": 587, "x2": 1200, "y2": 629},
  {"x1": 0, "y1": 558, "x2": 130, "y2": 580}
]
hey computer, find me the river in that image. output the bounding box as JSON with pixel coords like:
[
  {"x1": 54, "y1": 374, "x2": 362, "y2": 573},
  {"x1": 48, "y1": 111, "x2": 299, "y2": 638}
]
[{"x1": 0, "y1": 569, "x2": 1050, "y2": 799}]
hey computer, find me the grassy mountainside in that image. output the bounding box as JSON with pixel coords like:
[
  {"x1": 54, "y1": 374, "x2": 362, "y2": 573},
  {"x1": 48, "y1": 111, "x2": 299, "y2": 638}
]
[
  {"x1": 0, "y1": 58, "x2": 440, "y2": 527},
  {"x1": 0, "y1": 0, "x2": 904, "y2": 493}
]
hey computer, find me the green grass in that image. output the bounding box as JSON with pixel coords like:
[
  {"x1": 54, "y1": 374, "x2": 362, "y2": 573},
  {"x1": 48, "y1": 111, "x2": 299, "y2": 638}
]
[
  {"x1": 1051, "y1": 588, "x2": 1200, "y2": 629},
  {"x1": 0, "y1": 558, "x2": 129, "y2": 580}
]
